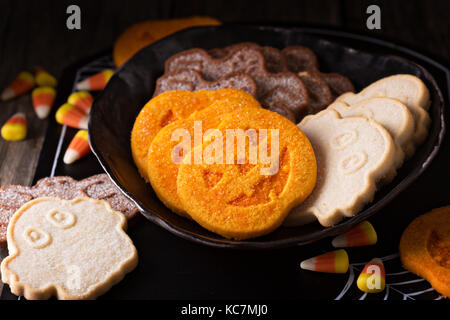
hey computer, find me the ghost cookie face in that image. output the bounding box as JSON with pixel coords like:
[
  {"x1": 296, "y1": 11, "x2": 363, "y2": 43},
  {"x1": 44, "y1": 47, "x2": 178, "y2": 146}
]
[
  {"x1": 284, "y1": 109, "x2": 396, "y2": 227},
  {"x1": 0, "y1": 197, "x2": 138, "y2": 300}
]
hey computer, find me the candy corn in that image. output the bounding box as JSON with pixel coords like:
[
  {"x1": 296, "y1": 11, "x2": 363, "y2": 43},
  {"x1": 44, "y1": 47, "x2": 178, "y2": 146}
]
[
  {"x1": 1, "y1": 113, "x2": 27, "y2": 141},
  {"x1": 55, "y1": 103, "x2": 88, "y2": 129},
  {"x1": 34, "y1": 67, "x2": 57, "y2": 87},
  {"x1": 75, "y1": 69, "x2": 114, "y2": 91},
  {"x1": 63, "y1": 130, "x2": 90, "y2": 164},
  {"x1": 32, "y1": 87, "x2": 56, "y2": 119},
  {"x1": 67, "y1": 91, "x2": 93, "y2": 114},
  {"x1": 357, "y1": 258, "x2": 386, "y2": 293},
  {"x1": 1, "y1": 72, "x2": 35, "y2": 101},
  {"x1": 332, "y1": 221, "x2": 377, "y2": 248},
  {"x1": 300, "y1": 249, "x2": 349, "y2": 274}
]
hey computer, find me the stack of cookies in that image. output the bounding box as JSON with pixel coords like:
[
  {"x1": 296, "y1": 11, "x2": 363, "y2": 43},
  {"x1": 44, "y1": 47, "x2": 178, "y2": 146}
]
[
  {"x1": 0, "y1": 174, "x2": 139, "y2": 247},
  {"x1": 154, "y1": 42, "x2": 355, "y2": 122},
  {"x1": 131, "y1": 89, "x2": 317, "y2": 240},
  {"x1": 284, "y1": 74, "x2": 431, "y2": 227},
  {"x1": 135, "y1": 54, "x2": 431, "y2": 238}
]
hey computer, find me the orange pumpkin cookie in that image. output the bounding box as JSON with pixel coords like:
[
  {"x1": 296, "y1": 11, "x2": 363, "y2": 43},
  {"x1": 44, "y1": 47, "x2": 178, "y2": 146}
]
[
  {"x1": 131, "y1": 89, "x2": 258, "y2": 181},
  {"x1": 399, "y1": 206, "x2": 450, "y2": 297},
  {"x1": 146, "y1": 94, "x2": 261, "y2": 216},
  {"x1": 113, "y1": 17, "x2": 221, "y2": 67},
  {"x1": 177, "y1": 108, "x2": 317, "y2": 240}
]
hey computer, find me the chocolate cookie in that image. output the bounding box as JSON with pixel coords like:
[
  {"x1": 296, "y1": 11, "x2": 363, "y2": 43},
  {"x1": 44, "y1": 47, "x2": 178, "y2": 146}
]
[
  {"x1": 165, "y1": 47, "x2": 309, "y2": 118},
  {"x1": 78, "y1": 174, "x2": 138, "y2": 218},
  {"x1": 282, "y1": 45, "x2": 319, "y2": 73},
  {"x1": 320, "y1": 72, "x2": 355, "y2": 99},
  {"x1": 298, "y1": 70, "x2": 333, "y2": 113}
]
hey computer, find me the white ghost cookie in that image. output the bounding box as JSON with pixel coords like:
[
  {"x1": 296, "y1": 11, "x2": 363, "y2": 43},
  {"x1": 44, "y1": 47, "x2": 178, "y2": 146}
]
[
  {"x1": 0, "y1": 197, "x2": 138, "y2": 300},
  {"x1": 329, "y1": 98, "x2": 415, "y2": 160},
  {"x1": 335, "y1": 74, "x2": 431, "y2": 147},
  {"x1": 285, "y1": 109, "x2": 396, "y2": 227}
]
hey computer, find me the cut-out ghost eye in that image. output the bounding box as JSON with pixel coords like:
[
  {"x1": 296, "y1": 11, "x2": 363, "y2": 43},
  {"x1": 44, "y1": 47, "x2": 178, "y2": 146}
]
[
  {"x1": 46, "y1": 210, "x2": 76, "y2": 229},
  {"x1": 330, "y1": 130, "x2": 358, "y2": 150},
  {"x1": 23, "y1": 227, "x2": 52, "y2": 249},
  {"x1": 340, "y1": 151, "x2": 368, "y2": 175}
]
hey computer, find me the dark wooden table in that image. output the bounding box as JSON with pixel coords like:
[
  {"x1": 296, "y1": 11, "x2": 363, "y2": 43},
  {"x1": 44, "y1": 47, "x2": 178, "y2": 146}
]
[{"x1": 0, "y1": 0, "x2": 449, "y2": 301}]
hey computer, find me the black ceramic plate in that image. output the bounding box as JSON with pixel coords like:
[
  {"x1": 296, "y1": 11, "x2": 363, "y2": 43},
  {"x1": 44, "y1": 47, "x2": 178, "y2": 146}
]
[{"x1": 89, "y1": 25, "x2": 447, "y2": 249}]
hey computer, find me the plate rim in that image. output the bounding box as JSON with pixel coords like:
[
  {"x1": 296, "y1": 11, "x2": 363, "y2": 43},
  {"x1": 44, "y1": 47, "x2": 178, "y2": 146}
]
[{"x1": 89, "y1": 25, "x2": 448, "y2": 249}]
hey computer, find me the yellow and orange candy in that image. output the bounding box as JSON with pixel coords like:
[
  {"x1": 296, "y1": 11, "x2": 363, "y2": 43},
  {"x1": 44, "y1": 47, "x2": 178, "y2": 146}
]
[
  {"x1": 32, "y1": 87, "x2": 56, "y2": 119},
  {"x1": 67, "y1": 91, "x2": 93, "y2": 114},
  {"x1": 34, "y1": 67, "x2": 57, "y2": 88},
  {"x1": 300, "y1": 249, "x2": 349, "y2": 274},
  {"x1": 55, "y1": 103, "x2": 88, "y2": 129},
  {"x1": 357, "y1": 258, "x2": 386, "y2": 293},
  {"x1": 1, "y1": 72, "x2": 35, "y2": 101},
  {"x1": 76, "y1": 69, "x2": 114, "y2": 91},
  {"x1": 332, "y1": 221, "x2": 378, "y2": 248},
  {"x1": 1, "y1": 113, "x2": 27, "y2": 141},
  {"x1": 63, "y1": 130, "x2": 90, "y2": 164}
]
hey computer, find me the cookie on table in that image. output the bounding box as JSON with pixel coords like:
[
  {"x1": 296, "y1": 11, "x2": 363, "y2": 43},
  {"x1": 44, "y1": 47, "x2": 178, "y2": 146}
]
[
  {"x1": 284, "y1": 109, "x2": 396, "y2": 227},
  {"x1": 0, "y1": 174, "x2": 139, "y2": 248},
  {"x1": 336, "y1": 74, "x2": 430, "y2": 110},
  {"x1": 209, "y1": 42, "x2": 289, "y2": 73},
  {"x1": 1, "y1": 197, "x2": 138, "y2": 300},
  {"x1": 146, "y1": 93, "x2": 261, "y2": 216},
  {"x1": 177, "y1": 108, "x2": 317, "y2": 240},
  {"x1": 319, "y1": 72, "x2": 355, "y2": 99},
  {"x1": 399, "y1": 206, "x2": 450, "y2": 297}
]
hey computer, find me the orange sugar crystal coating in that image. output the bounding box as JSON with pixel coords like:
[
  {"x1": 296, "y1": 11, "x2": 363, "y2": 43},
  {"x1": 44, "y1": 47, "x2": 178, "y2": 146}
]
[
  {"x1": 400, "y1": 206, "x2": 450, "y2": 297},
  {"x1": 131, "y1": 89, "x2": 258, "y2": 181},
  {"x1": 146, "y1": 94, "x2": 261, "y2": 216},
  {"x1": 176, "y1": 108, "x2": 317, "y2": 240}
]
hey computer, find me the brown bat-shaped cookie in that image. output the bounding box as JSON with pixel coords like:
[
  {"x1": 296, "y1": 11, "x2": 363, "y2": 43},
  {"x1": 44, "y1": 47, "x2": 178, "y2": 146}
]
[
  {"x1": 165, "y1": 47, "x2": 309, "y2": 118},
  {"x1": 209, "y1": 42, "x2": 288, "y2": 73},
  {"x1": 282, "y1": 45, "x2": 319, "y2": 73},
  {"x1": 153, "y1": 69, "x2": 257, "y2": 97},
  {"x1": 298, "y1": 70, "x2": 333, "y2": 113}
]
